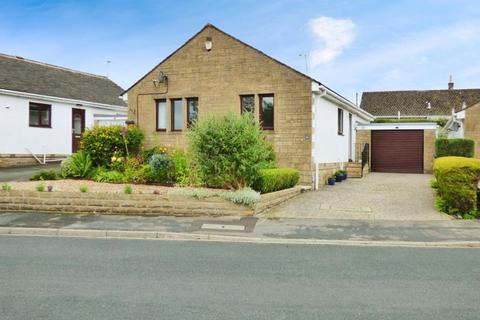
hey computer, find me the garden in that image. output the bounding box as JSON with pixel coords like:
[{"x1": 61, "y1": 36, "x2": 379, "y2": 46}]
[
  {"x1": 1, "y1": 113, "x2": 300, "y2": 210},
  {"x1": 431, "y1": 138, "x2": 480, "y2": 219}
]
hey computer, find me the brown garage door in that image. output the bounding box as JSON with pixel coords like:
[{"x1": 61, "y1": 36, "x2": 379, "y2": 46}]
[{"x1": 371, "y1": 130, "x2": 424, "y2": 173}]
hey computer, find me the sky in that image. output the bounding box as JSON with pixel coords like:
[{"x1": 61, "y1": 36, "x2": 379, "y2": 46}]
[{"x1": 1, "y1": 0, "x2": 480, "y2": 102}]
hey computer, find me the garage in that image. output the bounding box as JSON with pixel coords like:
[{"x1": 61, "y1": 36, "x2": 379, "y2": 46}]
[{"x1": 371, "y1": 130, "x2": 424, "y2": 173}]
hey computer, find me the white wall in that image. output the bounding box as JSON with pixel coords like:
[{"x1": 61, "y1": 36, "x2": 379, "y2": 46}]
[
  {"x1": 312, "y1": 93, "x2": 369, "y2": 164},
  {"x1": 0, "y1": 94, "x2": 123, "y2": 155}
]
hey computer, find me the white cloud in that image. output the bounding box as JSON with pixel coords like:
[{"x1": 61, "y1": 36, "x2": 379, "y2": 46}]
[{"x1": 309, "y1": 16, "x2": 355, "y2": 66}]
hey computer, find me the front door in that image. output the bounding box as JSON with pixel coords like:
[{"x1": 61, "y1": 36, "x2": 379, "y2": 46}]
[{"x1": 72, "y1": 108, "x2": 85, "y2": 153}]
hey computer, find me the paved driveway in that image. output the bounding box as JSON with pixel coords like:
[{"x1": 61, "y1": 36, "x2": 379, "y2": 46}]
[{"x1": 265, "y1": 173, "x2": 451, "y2": 221}]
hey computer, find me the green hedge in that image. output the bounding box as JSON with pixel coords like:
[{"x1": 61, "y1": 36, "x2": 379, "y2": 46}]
[
  {"x1": 433, "y1": 156, "x2": 480, "y2": 217},
  {"x1": 435, "y1": 138, "x2": 475, "y2": 158},
  {"x1": 253, "y1": 168, "x2": 300, "y2": 194}
]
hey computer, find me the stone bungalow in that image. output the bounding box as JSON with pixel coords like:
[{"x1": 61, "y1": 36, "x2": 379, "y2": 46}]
[
  {"x1": 122, "y1": 24, "x2": 373, "y2": 188},
  {"x1": 359, "y1": 78, "x2": 480, "y2": 173}
]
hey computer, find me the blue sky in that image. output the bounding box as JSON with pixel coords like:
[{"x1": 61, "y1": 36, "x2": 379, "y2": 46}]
[{"x1": 1, "y1": 0, "x2": 480, "y2": 101}]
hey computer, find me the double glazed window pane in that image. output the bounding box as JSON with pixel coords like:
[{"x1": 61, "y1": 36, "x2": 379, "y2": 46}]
[
  {"x1": 29, "y1": 108, "x2": 39, "y2": 126},
  {"x1": 260, "y1": 95, "x2": 274, "y2": 129},
  {"x1": 41, "y1": 108, "x2": 50, "y2": 126},
  {"x1": 241, "y1": 95, "x2": 254, "y2": 113},
  {"x1": 29, "y1": 103, "x2": 51, "y2": 127},
  {"x1": 172, "y1": 99, "x2": 183, "y2": 131},
  {"x1": 187, "y1": 98, "x2": 198, "y2": 127},
  {"x1": 157, "y1": 100, "x2": 166, "y2": 130}
]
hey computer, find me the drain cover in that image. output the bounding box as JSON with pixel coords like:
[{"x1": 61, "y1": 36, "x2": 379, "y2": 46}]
[
  {"x1": 190, "y1": 217, "x2": 258, "y2": 233},
  {"x1": 201, "y1": 223, "x2": 246, "y2": 231}
]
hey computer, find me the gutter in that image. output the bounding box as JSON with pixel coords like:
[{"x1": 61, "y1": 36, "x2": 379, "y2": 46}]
[
  {"x1": 0, "y1": 88, "x2": 127, "y2": 112},
  {"x1": 313, "y1": 84, "x2": 374, "y2": 121}
]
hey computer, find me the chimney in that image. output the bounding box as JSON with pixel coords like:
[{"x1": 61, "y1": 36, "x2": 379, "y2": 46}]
[{"x1": 448, "y1": 75, "x2": 454, "y2": 90}]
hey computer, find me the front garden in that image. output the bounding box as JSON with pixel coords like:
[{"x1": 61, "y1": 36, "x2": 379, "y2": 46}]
[{"x1": 1, "y1": 112, "x2": 301, "y2": 213}]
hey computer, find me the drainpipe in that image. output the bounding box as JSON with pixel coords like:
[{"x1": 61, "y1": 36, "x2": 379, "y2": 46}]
[{"x1": 312, "y1": 87, "x2": 328, "y2": 191}]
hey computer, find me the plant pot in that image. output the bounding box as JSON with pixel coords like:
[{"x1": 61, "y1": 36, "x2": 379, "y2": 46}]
[
  {"x1": 343, "y1": 173, "x2": 348, "y2": 180},
  {"x1": 327, "y1": 178, "x2": 336, "y2": 186},
  {"x1": 335, "y1": 175, "x2": 342, "y2": 182}
]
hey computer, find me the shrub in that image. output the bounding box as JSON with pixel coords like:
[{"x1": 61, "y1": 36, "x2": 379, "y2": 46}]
[
  {"x1": 30, "y1": 170, "x2": 57, "y2": 181},
  {"x1": 188, "y1": 112, "x2": 275, "y2": 189},
  {"x1": 93, "y1": 169, "x2": 125, "y2": 183},
  {"x1": 61, "y1": 151, "x2": 93, "y2": 178},
  {"x1": 433, "y1": 156, "x2": 480, "y2": 218},
  {"x1": 167, "y1": 149, "x2": 199, "y2": 186},
  {"x1": 141, "y1": 146, "x2": 161, "y2": 162},
  {"x1": 435, "y1": 138, "x2": 475, "y2": 158},
  {"x1": 81, "y1": 125, "x2": 144, "y2": 166},
  {"x1": 123, "y1": 158, "x2": 149, "y2": 184},
  {"x1": 252, "y1": 168, "x2": 300, "y2": 194},
  {"x1": 36, "y1": 184, "x2": 45, "y2": 192},
  {"x1": 124, "y1": 185, "x2": 133, "y2": 194},
  {"x1": 60, "y1": 157, "x2": 75, "y2": 178},
  {"x1": 1, "y1": 183, "x2": 12, "y2": 191},
  {"x1": 220, "y1": 188, "x2": 260, "y2": 206},
  {"x1": 429, "y1": 178, "x2": 438, "y2": 189},
  {"x1": 168, "y1": 187, "x2": 260, "y2": 207},
  {"x1": 79, "y1": 186, "x2": 88, "y2": 193},
  {"x1": 148, "y1": 153, "x2": 174, "y2": 183}
]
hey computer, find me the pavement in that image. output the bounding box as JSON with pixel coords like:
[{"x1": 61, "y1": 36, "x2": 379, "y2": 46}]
[
  {"x1": 1, "y1": 236, "x2": 479, "y2": 320},
  {"x1": 266, "y1": 173, "x2": 450, "y2": 221},
  {"x1": 0, "y1": 163, "x2": 61, "y2": 182},
  {"x1": 1, "y1": 212, "x2": 480, "y2": 246}
]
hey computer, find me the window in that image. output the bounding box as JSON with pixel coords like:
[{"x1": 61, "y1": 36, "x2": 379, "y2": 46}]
[
  {"x1": 29, "y1": 102, "x2": 51, "y2": 127},
  {"x1": 171, "y1": 99, "x2": 183, "y2": 131},
  {"x1": 186, "y1": 98, "x2": 198, "y2": 127},
  {"x1": 337, "y1": 108, "x2": 344, "y2": 135},
  {"x1": 156, "y1": 99, "x2": 167, "y2": 131},
  {"x1": 259, "y1": 94, "x2": 274, "y2": 130},
  {"x1": 240, "y1": 95, "x2": 254, "y2": 114}
]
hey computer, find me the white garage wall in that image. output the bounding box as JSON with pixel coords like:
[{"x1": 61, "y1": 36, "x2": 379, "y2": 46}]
[{"x1": 0, "y1": 93, "x2": 124, "y2": 155}]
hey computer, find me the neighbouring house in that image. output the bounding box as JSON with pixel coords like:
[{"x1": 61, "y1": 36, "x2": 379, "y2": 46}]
[
  {"x1": 0, "y1": 53, "x2": 127, "y2": 167},
  {"x1": 453, "y1": 101, "x2": 480, "y2": 157},
  {"x1": 122, "y1": 24, "x2": 373, "y2": 188},
  {"x1": 358, "y1": 78, "x2": 480, "y2": 173}
]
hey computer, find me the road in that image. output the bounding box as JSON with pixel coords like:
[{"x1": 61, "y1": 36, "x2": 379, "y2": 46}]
[{"x1": 1, "y1": 236, "x2": 479, "y2": 320}]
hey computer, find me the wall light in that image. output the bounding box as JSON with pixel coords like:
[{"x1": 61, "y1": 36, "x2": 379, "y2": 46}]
[{"x1": 205, "y1": 37, "x2": 212, "y2": 51}]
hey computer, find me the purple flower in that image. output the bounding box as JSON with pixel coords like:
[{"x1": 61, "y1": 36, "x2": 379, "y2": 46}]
[{"x1": 121, "y1": 127, "x2": 127, "y2": 139}]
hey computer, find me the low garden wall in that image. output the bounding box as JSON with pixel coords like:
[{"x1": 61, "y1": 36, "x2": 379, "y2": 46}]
[{"x1": 0, "y1": 186, "x2": 306, "y2": 217}]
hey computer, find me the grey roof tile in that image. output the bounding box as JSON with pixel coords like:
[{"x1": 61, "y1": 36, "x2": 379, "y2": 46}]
[
  {"x1": 0, "y1": 53, "x2": 126, "y2": 106},
  {"x1": 360, "y1": 89, "x2": 480, "y2": 117}
]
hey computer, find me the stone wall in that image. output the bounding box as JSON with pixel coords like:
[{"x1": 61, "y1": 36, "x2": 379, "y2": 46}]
[
  {"x1": 355, "y1": 129, "x2": 371, "y2": 170},
  {"x1": 254, "y1": 186, "x2": 307, "y2": 213},
  {"x1": 0, "y1": 154, "x2": 66, "y2": 168},
  {"x1": 423, "y1": 129, "x2": 436, "y2": 174},
  {"x1": 0, "y1": 186, "x2": 306, "y2": 216},
  {"x1": 127, "y1": 25, "x2": 313, "y2": 184},
  {"x1": 464, "y1": 102, "x2": 480, "y2": 158}
]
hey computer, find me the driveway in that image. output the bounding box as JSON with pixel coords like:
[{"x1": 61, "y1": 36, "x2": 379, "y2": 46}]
[
  {"x1": 0, "y1": 163, "x2": 61, "y2": 182},
  {"x1": 265, "y1": 173, "x2": 451, "y2": 221}
]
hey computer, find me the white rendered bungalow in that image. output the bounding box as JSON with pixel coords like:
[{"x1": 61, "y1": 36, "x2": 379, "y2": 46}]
[{"x1": 0, "y1": 54, "x2": 127, "y2": 167}]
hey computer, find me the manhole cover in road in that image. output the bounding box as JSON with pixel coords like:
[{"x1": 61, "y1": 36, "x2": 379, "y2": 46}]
[{"x1": 190, "y1": 217, "x2": 258, "y2": 233}]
